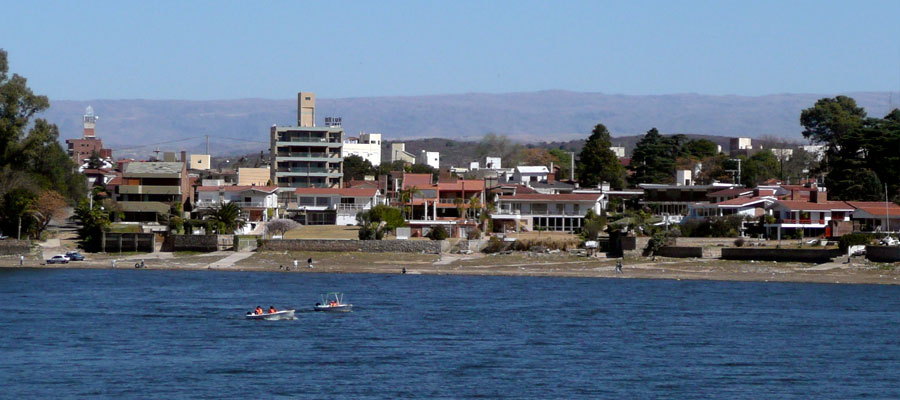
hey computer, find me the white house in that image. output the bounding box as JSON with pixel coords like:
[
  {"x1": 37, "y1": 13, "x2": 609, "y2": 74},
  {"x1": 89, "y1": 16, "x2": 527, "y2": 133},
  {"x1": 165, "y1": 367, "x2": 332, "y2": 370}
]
[
  {"x1": 610, "y1": 146, "x2": 626, "y2": 158},
  {"x1": 416, "y1": 150, "x2": 440, "y2": 169},
  {"x1": 485, "y1": 157, "x2": 502, "y2": 169},
  {"x1": 343, "y1": 132, "x2": 382, "y2": 166},
  {"x1": 764, "y1": 189, "x2": 853, "y2": 238},
  {"x1": 509, "y1": 166, "x2": 550, "y2": 184},
  {"x1": 195, "y1": 185, "x2": 280, "y2": 234},
  {"x1": 294, "y1": 187, "x2": 384, "y2": 225},
  {"x1": 491, "y1": 193, "x2": 604, "y2": 233}
]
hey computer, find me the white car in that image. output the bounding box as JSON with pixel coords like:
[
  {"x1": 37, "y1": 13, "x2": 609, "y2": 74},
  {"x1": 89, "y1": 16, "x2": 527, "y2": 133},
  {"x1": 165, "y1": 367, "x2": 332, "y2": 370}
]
[{"x1": 46, "y1": 255, "x2": 70, "y2": 264}]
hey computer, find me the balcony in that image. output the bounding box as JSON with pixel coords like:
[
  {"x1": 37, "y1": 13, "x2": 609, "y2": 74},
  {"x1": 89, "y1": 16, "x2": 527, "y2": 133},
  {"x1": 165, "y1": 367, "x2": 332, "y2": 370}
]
[
  {"x1": 196, "y1": 200, "x2": 272, "y2": 209},
  {"x1": 118, "y1": 201, "x2": 170, "y2": 214},
  {"x1": 118, "y1": 185, "x2": 181, "y2": 195},
  {"x1": 275, "y1": 152, "x2": 340, "y2": 161},
  {"x1": 492, "y1": 209, "x2": 584, "y2": 217}
]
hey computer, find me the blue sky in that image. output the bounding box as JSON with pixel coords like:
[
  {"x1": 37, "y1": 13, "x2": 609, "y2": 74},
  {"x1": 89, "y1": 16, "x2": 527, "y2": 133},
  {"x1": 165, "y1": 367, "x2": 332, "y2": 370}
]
[{"x1": 2, "y1": 0, "x2": 899, "y2": 100}]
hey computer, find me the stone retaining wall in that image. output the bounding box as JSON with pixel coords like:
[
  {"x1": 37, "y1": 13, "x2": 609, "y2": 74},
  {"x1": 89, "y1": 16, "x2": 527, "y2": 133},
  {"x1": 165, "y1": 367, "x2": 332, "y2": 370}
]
[
  {"x1": 657, "y1": 246, "x2": 703, "y2": 258},
  {"x1": 865, "y1": 246, "x2": 900, "y2": 263},
  {"x1": 721, "y1": 248, "x2": 841, "y2": 263},
  {"x1": 102, "y1": 233, "x2": 156, "y2": 253},
  {"x1": 261, "y1": 239, "x2": 447, "y2": 254},
  {"x1": 0, "y1": 240, "x2": 32, "y2": 255}
]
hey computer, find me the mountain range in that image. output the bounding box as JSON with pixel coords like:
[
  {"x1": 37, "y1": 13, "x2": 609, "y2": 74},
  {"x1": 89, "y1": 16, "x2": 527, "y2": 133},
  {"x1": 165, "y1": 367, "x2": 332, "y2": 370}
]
[{"x1": 43, "y1": 90, "x2": 900, "y2": 157}]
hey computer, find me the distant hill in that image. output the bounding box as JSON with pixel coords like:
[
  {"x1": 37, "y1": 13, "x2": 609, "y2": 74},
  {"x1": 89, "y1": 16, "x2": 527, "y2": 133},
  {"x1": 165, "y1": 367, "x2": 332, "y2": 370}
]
[{"x1": 43, "y1": 90, "x2": 900, "y2": 158}]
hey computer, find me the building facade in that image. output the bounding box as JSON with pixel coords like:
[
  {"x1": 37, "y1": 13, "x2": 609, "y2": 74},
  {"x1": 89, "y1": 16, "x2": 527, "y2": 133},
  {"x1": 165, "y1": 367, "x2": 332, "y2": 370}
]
[
  {"x1": 270, "y1": 92, "x2": 344, "y2": 203},
  {"x1": 343, "y1": 132, "x2": 382, "y2": 166},
  {"x1": 66, "y1": 106, "x2": 112, "y2": 165},
  {"x1": 116, "y1": 162, "x2": 192, "y2": 223}
]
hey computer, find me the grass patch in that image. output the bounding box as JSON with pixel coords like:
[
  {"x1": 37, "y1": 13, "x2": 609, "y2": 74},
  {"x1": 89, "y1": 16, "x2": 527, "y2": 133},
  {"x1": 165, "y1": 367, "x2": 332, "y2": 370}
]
[
  {"x1": 284, "y1": 225, "x2": 360, "y2": 240},
  {"x1": 108, "y1": 224, "x2": 143, "y2": 233}
]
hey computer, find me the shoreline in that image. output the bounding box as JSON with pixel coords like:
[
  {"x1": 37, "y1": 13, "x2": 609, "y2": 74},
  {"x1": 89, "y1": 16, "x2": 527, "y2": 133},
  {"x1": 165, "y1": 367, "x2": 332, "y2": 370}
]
[{"x1": 2, "y1": 251, "x2": 899, "y2": 285}]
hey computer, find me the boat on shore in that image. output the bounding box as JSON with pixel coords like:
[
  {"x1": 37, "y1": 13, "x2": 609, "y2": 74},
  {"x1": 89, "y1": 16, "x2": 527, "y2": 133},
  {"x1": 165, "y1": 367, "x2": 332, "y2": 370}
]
[
  {"x1": 245, "y1": 310, "x2": 296, "y2": 320},
  {"x1": 314, "y1": 292, "x2": 353, "y2": 312}
]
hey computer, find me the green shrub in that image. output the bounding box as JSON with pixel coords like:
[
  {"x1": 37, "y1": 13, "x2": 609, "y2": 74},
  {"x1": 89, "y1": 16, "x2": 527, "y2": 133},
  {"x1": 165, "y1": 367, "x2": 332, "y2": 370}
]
[
  {"x1": 839, "y1": 233, "x2": 874, "y2": 252},
  {"x1": 734, "y1": 237, "x2": 745, "y2": 247},
  {"x1": 644, "y1": 230, "x2": 678, "y2": 256},
  {"x1": 466, "y1": 227, "x2": 482, "y2": 240},
  {"x1": 482, "y1": 236, "x2": 507, "y2": 253},
  {"x1": 426, "y1": 226, "x2": 449, "y2": 241}
]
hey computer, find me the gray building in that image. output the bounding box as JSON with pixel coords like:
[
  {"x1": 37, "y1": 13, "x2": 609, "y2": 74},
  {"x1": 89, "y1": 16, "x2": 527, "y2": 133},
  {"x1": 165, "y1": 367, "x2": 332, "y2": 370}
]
[{"x1": 270, "y1": 92, "x2": 344, "y2": 203}]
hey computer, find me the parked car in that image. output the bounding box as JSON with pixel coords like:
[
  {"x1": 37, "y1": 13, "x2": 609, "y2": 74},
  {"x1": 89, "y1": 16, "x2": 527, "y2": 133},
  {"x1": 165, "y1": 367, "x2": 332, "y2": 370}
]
[
  {"x1": 46, "y1": 255, "x2": 69, "y2": 264},
  {"x1": 0, "y1": 232, "x2": 8, "y2": 240},
  {"x1": 65, "y1": 251, "x2": 85, "y2": 261}
]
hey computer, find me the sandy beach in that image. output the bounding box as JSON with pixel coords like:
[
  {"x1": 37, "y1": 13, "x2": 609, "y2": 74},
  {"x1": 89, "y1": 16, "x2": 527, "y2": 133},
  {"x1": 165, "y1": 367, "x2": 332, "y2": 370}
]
[{"x1": 3, "y1": 250, "x2": 899, "y2": 285}]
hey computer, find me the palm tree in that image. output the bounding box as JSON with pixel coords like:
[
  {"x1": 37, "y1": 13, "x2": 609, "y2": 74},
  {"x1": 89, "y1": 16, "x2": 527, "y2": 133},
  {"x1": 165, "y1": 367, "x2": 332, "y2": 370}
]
[
  {"x1": 468, "y1": 196, "x2": 482, "y2": 221},
  {"x1": 399, "y1": 186, "x2": 420, "y2": 220},
  {"x1": 454, "y1": 197, "x2": 466, "y2": 220},
  {"x1": 207, "y1": 202, "x2": 243, "y2": 234}
]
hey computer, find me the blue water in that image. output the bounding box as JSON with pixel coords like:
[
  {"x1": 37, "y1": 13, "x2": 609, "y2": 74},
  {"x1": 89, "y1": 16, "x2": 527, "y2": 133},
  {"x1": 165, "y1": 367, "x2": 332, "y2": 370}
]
[{"x1": 0, "y1": 269, "x2": 898, "y2": 399}]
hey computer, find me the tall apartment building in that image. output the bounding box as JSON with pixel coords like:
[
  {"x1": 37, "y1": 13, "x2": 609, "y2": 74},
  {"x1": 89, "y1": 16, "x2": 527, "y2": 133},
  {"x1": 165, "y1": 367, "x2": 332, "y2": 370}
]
[
  {"x1": 343, "y1": 132, "x2": 382, "y2": 166},
  {"x1": 66, "y1": 106, "x2": 113, "y2": 165},
  {"x1": 116, "y1": 161, "x2": 192, "y2": 223},
  {"x1": 270, "y1": 92, "x2": 344, "y2": 202}
]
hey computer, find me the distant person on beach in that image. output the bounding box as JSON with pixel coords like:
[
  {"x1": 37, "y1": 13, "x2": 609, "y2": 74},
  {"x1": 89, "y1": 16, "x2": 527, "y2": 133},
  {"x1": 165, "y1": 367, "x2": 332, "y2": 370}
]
[
  {"x1": 616, "y1": 259, "x2": 623, "y2": 274},
  {"x1": 308, "y1": 257, "x2": 313, "y2": 269},
  {"x1": 293, "y1": 259, "x2": 298, "y2": 270},
  {"x1": 19, "y1": 255, "x2": 24, "y2": 266}
]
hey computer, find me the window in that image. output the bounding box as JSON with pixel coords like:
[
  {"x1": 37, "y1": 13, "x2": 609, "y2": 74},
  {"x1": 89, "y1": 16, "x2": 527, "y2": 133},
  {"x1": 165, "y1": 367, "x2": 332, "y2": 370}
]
[{"x1": 556, "y1": 204, "x2": 565, "y2": 214}]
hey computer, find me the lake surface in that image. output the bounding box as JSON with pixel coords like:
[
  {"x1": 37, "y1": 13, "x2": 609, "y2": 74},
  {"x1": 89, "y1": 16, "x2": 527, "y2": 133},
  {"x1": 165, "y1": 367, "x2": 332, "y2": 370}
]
[{"x1": 0, "y1": 268, "x2": 898, "y2": 399}]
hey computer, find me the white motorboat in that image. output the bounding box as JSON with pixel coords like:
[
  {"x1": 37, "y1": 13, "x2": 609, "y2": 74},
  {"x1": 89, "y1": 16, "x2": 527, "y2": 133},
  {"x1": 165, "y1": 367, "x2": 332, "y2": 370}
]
[
  {"x1": 245, "y1": 309, "x2": 296, "y2": 320},
  {"x1": 313, "y1": 292, "x2": 353, "y2": 312}
]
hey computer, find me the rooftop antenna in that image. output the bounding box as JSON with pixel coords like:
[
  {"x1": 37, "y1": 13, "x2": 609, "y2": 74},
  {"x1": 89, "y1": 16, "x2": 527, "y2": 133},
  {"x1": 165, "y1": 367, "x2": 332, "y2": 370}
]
[{"x1": 153, "y1": 147, "x2": 161, "y2": 160}]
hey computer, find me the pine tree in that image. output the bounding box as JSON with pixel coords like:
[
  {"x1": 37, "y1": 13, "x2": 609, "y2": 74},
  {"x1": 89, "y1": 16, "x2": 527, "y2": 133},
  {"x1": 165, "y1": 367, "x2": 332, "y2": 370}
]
[{"x1": 576, "y1": 124, "x2": 625, "y2": 189}]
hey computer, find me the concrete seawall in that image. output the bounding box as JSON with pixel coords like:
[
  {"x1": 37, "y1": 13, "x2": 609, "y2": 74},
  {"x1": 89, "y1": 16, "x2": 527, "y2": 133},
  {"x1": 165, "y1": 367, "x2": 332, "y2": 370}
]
[
  {"x1": 722, "y1": 248, "x2": 841, "y2": 263},
  {"x1": 261, "y1": 239, "x2": 447, "y2": 254},
  {"x1": 865, "y1": 246, "x2": 900, "y2": 263}
]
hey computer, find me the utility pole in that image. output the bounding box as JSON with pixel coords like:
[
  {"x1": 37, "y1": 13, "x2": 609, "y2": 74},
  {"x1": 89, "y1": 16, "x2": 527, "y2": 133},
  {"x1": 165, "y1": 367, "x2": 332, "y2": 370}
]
[{"x1": 886, "y1": 183, "x2": 890, "y2": 233}]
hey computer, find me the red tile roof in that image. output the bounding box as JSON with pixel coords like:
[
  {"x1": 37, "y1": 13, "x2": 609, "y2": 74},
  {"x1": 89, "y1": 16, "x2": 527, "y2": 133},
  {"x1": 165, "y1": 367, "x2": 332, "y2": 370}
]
[
  {"x1": 498, "y1": 193, "x2": 603, "y2": 202},
  {"x1": 294, "y1": 187, "x2": 378, "y2": 197},
  {"x1": 197, "y1": 185, "x2": 279, "y2": 193},
  {"x1": 438, "y1": 179, "x2": 485, "y2": 191},
  {"x1": 402, "y1": 173, "x2": 433, "y2": 189},
  {"x1": 847, "y1": 201, "x2": 900, "y2": 217},
  {"x1": 774, "y1": 200, "x2": 854, "y2": 211}
]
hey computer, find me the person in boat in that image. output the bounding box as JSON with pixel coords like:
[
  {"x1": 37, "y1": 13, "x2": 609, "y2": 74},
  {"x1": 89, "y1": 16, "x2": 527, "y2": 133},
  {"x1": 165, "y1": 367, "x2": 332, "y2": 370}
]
[
  {"x1": 268, "y1": 306, "x2": 277, "y2": 313},
  {"x1": 254, "y1": 306, "x2": 263, "y2": 315},
  {"x1": 329, "y1": 300, "x2": 337, "y2": 307}
]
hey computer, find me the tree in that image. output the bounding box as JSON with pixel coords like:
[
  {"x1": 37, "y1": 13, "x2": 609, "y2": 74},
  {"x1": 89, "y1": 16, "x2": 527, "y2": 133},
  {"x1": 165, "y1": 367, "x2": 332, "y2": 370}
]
[
  {"x1": 33, "y1": 190, "x2": 68, "y2": 233},
  {"x1": 0, "y1": 49, "x2": 84, "y2": 202},
  {"x1": 73, "y1": 199, "x2": 111, "y2": 252},
  {"x1": 740, "y1": 150, "x2": 779, "y2": 186},
  {"x1": 356, "y1": 204, "x2": 405, "y2": 234},
  {"x1": 206, "y1": 202, "x2": 243, "y2": 234},
  {"x1": 342, "y1": 154, "x2": 377, "y2": 181},
  {"x1": 0, "y1": 188, "x2": 37, "y2": 239},
  {"x1": 629, "y1": 128, "x2": 675, "y2": 185},
  {"x1": 265, "y1": 218, "x2": 300, "y2": 238},
  {"x1": 519, "y1": 148, "x2": 556, "y2": 167},
  {"x1": 576, "y1": 123, "x2": 625, "y2": 189},
  {"x1": 399, "y1": 186, "x2": 421, "y2": 219},
  {"x1": 683, "y1": 139, "x2": 718, "y2": 159},
  {"x1": 476, "y1": 133, "x2": 524, "y2": 166},
  {"x1": 548, "y1": 148, "x2": 572, "y2": 180}
]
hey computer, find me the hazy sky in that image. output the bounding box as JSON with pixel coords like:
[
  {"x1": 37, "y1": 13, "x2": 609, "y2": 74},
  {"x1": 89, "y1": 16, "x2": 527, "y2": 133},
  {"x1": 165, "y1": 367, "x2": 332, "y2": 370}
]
[{"x1": 3, "y1": 1, "x2": 900, "y2": 100}]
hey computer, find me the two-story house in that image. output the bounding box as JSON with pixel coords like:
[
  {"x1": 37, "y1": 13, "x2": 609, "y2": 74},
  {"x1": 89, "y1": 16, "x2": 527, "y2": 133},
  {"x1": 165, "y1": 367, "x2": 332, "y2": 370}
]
[
  {"x1": 116, "y1": 162, "x2": 192, "y2": 226},
  {"x1": 294, "y1": 187, "x2": 383, "y2": 225},
  {"x1": 491, "y1": 193, "x2": 604, "y2": 233}
]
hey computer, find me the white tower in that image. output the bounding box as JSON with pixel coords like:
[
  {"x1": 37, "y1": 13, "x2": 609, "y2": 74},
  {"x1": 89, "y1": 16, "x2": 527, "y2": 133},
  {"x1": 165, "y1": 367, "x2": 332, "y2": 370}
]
[{"x1": 83, "y1": 105, "x2": 98, "y2": 138}]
